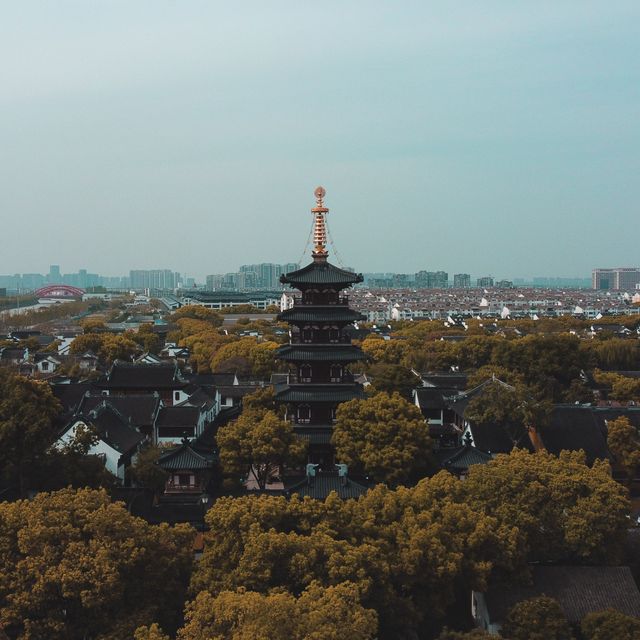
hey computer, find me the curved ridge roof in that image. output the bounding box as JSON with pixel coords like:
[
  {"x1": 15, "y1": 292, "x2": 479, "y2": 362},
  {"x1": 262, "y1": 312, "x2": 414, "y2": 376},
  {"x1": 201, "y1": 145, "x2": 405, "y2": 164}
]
[{"x1": 280, "y1": 260, "x2": 363, "y2": 287}]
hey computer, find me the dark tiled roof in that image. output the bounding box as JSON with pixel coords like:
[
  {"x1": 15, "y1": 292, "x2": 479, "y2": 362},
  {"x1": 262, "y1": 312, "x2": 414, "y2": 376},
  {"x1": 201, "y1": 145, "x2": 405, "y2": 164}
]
[
  {"x1": 420, "y1": 372, "x2": 468, "y2": 390},
  {"x1": 102, "y1": 361, "x2": 185, "y2": 389},
  {"x1": 415, "y1": 387, "x2": 459, "y2": 410},
  {"x1": 593, "y1": 407, "x2": 640, "y2": 430},
  {"x1": 278, "y1": 308, "x2": 366, "y2": 323},
  {"x1": 51, "y1": 382, "x2": 94, "y2": 414},
  {"x1": 485, "y1": 565, "x2": 640, "y2": 623},
  {"x1": 0, "y1": 348, "x2": 26, "y2": 361},
  {"x1": 469, "y1": 421, "x2": 532, "y2": 455},
  {"x1": 276, "y1": 345, "x2": 367, "y2": 362},
  {"x1": 156, "y1": 406, "x2": 200, "y2": 428},
  {"x1": 77, "y1": 392, "x2": 161, "y2": 430},
  {"x1": 275, "y1": 384, "x2": 364, "y2": 403},
  {"x1": 284, "y1": 472, "x2": 369, "y2": 500},
  {"x1": 280, "y1": 260, "x2": 363, "y2": 287},
  {"x1": 540, "y1": 406, "x2": 608, "y2": 462},
  {"x1": 440, "y1": 444, "x2": 492, "y2": 471},
  {"x1": 189, "y1": 373, "x2": 237, "y2": 387},
  {"x1": 157, "y1": 441, "x2": 216, "y2": 470},
  {"x1": 216, "y1": 385, "x2": 259, "y2": 398},
  {"x1": 82, "y1": 404, "x2": 145, "y2": 454}
]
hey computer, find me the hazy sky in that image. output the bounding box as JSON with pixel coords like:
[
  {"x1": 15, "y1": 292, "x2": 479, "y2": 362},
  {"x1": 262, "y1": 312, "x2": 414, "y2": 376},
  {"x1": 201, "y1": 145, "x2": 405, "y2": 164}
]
[{"x1": 1, "y1": 2, "x2": 638, "y2": 280}]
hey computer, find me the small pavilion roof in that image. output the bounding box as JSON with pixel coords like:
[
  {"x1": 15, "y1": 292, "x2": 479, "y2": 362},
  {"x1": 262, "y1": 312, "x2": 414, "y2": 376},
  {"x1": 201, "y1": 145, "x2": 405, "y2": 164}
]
[{"x1": 156, "y1": 439, "x2": 216, "y2": 471}]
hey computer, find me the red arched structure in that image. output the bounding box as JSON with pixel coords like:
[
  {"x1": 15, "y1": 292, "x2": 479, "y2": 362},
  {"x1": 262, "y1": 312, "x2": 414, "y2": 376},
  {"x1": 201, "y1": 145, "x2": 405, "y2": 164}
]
[{"x1": 35, "y1": 284, "x2": 85, "y2": 299}]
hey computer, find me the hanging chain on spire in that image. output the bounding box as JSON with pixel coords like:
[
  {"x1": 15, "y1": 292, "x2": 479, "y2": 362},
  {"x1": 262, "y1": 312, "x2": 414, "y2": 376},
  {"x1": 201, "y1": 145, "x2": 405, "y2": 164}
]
[
  {"x1": 295, "y1": 216, "x2": 315, "y2": 267},
  {"x1": 325, "y1": 217, "x2": 348, "y2": 269}
]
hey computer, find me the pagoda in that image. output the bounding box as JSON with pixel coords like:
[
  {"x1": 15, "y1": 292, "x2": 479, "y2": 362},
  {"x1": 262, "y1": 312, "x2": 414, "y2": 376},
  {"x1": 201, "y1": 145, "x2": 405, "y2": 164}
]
[{"x1": 276, "y1": 187, "x2": 367, "y2": 468}]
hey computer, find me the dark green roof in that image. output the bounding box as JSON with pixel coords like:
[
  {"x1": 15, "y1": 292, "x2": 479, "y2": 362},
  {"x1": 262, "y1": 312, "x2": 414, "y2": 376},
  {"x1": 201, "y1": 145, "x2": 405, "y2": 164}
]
[
  {"x1": 275, "y1": 384, "x2": 364, "y2": 403},
  {"x1": 285, "y1": 472, "x2": 370, "y2": 500},
  {"x1": 278, "y1": 307, "x2": 365, "y2": 323},
  {"x1": 276, "y1": 345, "x2": 367, "y2": 362},
  {"x1": 280, "y1": 260, "x2": 363, "y2": 287},
  {"x1": 157, "y1": 441, "x2": 216, "y2": 470},
  {"x1": 441, "y1": 445, "x2": 492, "y2": 471}
]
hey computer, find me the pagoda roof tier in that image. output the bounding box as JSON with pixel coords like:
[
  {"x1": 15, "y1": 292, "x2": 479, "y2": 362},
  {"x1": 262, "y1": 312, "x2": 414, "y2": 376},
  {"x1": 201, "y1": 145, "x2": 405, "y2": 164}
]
[
  {"x1": 294, "y1": 426, "x2": 334, "y2": 444},
  {"x1": 276, "y1": 344, "x2": 367, "y2": 362},
  {"x1": 280, "y1": 260, "x2": 363, "y2": 287},
  {"x1": 275, "y1": 384, "x2": 365, "y2": 403},
  {"x1": 278, "y1": 307, "x2": 366, "y2": 323}
]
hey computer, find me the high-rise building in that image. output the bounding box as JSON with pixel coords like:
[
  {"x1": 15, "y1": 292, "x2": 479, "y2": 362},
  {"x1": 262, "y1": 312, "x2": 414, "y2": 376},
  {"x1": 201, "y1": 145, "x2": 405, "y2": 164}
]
[
  {"x1": 476, "y1": 276, "x2": 494, "y2": 288},
  {"x1": 453, "y1": 273, "x2": 471, "y2": 288},
  {"x1": 48, "y1": 265, "x2": 61, "y2": 284},
  {"x1": 593, "y1": 268, "x2": 640, "y2": 291},
  {"x1": 415, "y1": 271, "x2": 449, "y2": 288},
  {"x1": 129, "y1": 269, "x2": 180, "y2": 291}
]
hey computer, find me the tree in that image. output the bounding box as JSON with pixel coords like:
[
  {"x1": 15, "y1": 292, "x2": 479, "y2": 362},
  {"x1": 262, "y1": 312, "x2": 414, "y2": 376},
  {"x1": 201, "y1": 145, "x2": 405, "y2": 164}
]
[
  {"x1": 170, "y1": 305, "x2": 224, "y2": 325},
  {"x1": 132, "y1": 323, "x2": 163, "y2": 354},
  {"x1": 177, "y1": 582, "x2": 377, "y2": 640},
  {"x1": 81, "y1": 318, "x2": 107, "y2": 334},
  {"x1": 210, "y1": 338, "x2": 278, "y2": 379},
  {"x1": 0, "y1": 488, "x2": 194, "y2": 639},
  {"x1": 464, "y1": 379, "x2": 551, "y2": 449},
  {"x1": 242, "y1": 386, "x2": 282, "y2": 416},
  {"x1": 607, "y1": 416, "x2": 640, "y2": 483},
  {"x1": 216, "y1": 409, "x2": 307, "y2": 490},
  {"x1": 368, "y1": 363, "x2": 418, "y2": 399},
  {"x1": 332, "y1": 392, "x2": 432, "y2": 485},
  {"x1": 130, "y1": 444, "x2": 169, "y2": 493},
  {"x1": 465, "y1": 365, "x2": 525, "y2": 390},
  {"x1": 69, "y1": 332, "x2": 138, "y2": 364},
  {"x1": 31, "y1": 423, "x2": 116, "y2": 492},
  {"x1": 191, "y1": 481, "x2": 518, "y2": 640},
  {"x1": 500, "y1": 596, "x2": 574, "y2": 640},
  {"x1": 134, "y1": 624, "x2": 171, "y2": 640},
  {"x1": 0, "y1": 370, "x2": 61, "y2": 496},
  {"x1": 580, "y1": 608, "x2": 640, "y2": 640},
  {"x1": 462, "y1": 449, "x2": 629, "y2": 564}
]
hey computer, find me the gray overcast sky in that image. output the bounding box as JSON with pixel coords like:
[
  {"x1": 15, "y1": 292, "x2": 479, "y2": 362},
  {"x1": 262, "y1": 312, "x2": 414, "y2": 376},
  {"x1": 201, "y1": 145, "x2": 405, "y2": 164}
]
[{"x1": 1, "y1": 1, "x2": 638, "y2": 280}]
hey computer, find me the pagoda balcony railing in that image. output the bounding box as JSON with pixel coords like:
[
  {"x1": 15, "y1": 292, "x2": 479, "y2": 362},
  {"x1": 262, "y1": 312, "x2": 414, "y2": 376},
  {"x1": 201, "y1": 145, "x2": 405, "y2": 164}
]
[
  {"x1": 289, "y1": 336, "x2": 352, "y2": 345},
  {"x1": 288, "y1": 373, "x2": 355, "y2": 385},
  {"x1": 292, "y1": 296, "x2": 350, "y2": 306}
]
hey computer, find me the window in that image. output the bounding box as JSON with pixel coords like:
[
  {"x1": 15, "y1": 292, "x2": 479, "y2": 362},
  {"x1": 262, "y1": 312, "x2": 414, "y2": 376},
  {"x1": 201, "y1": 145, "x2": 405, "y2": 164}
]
[
  {"x1": 330, "y1": 365, "x2": 342, "y2": 383},
  {"x1": 328, "y1": 327, "x2": 340, "y2": 343},
  {"x1": 302, "y1": 326, "x2": 313, "y2": 342},
  {"x1": 297, "y1": 405, "x2": 311, "y2": 423},
  {"x1": 300, "y1": 364, "x2": 312, "y2": 383},
  {"x1": 41, "y1": 361, "x2": 49, "y2": 371},
  {"x1": 174, "y1": 391, "x2": 180, "y2": 401}
]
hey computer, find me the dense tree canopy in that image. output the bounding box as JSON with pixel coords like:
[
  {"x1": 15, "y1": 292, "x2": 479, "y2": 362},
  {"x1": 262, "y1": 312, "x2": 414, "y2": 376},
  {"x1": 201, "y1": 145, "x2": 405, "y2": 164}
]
[
  {"x1": 607, "y1": 416, "x2": 640, "y2": 482},
  {"x1": 216, "y1": 409, "x2": 307, "y2": 490},
  {"x1": 177, "y1": 583, "x2": 377, "y2": 640},
  {"x1": 192, "y1": 479, "x2": 519, "y2": 639},
  {"x1": 464, "y1": 380, "x2": 551, "y2": 449},
  {"x1": 461, "y1": 449, "x2": 629, "y2": 564},
  {"x1": 580, "y1": 608, "x2": 640, "y2": 640},
  {"x1": 0, "y1": 488, "x2": 194, "y2": 640},
  {"x1": 0, "y1": 371, "x2": 61, "y2": 496},
  {"x1": 332, "y1": 391, "x2": 432, "y2": 486},
  {"x1": 501, "y1": 596, "x2": 574, "y2": 640}
]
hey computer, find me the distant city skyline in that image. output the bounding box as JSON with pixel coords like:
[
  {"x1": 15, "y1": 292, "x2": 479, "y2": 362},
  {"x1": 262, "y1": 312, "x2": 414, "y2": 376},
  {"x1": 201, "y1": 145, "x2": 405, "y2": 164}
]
[
  {"x1": 0, "y1": 261, "x2": 598, "y2": 292},
  {"x1": 2, "y1": 3, "x2": 638, "y2": 278}
]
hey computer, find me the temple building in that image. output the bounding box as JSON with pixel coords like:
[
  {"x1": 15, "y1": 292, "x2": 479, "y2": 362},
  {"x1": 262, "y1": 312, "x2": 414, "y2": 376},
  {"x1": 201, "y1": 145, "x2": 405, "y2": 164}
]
[{"x1": 275, "y1": 187, "x2": 367, "y2": 468}]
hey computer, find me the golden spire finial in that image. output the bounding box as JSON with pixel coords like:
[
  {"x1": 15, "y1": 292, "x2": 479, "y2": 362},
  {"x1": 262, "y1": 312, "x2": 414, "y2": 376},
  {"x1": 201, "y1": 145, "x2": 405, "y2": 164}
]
[{"x1": 311, "y1": 186, "x2": 329, "y2": 260}]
